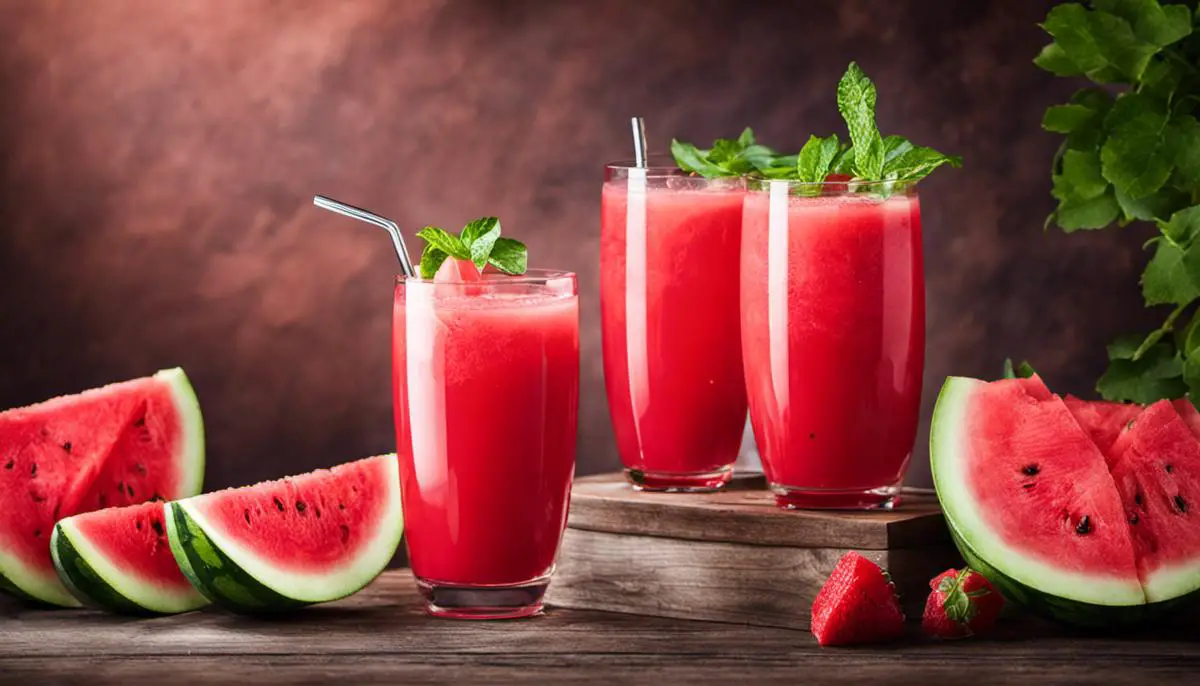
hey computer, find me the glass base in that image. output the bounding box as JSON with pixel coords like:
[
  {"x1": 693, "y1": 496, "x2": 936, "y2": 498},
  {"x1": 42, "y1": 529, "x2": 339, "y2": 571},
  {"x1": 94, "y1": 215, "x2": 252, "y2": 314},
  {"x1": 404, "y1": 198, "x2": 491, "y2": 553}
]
[
  {"x1": 416, "y1": 575, "x2": 550, "y2": 620},
  {"x1": 624, "y1": 466, "x2": 733, "y2": 492},
  {"x1": 770, "y1": 482, "x2": 902, "y2": 510}
]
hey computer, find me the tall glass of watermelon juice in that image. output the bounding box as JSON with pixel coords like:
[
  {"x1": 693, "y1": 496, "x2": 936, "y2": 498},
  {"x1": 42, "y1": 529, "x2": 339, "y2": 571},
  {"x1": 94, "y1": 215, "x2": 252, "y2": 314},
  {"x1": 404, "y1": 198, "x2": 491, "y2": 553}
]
[
  {"x1": 393, "y1": 269, "x2": 579, "y2": 619},
  {"x1": 601, "y1": 159, "x2": 747, "y2": 491},
  {"x1": 741, "y1": 179, "x2": 924, "y2": 509}
]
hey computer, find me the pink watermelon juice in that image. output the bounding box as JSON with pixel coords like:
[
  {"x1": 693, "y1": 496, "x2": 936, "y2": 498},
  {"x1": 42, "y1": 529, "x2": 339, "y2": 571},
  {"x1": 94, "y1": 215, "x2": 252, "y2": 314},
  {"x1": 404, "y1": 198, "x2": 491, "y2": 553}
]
[
  {"x1": 393, "y1": 270, "x2": 579, "y2": 619},
  {"x1": 741, "y1": 180, "x2": 924, "y2": 509},
  {"x1": 601, "y1": 162, "x2": 747, "y2": 491}
]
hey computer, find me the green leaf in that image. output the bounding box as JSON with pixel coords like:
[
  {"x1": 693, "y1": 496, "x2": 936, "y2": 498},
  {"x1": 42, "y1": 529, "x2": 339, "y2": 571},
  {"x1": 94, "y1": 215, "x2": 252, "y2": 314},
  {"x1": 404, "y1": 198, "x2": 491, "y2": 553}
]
[
  {"x1": 1098, "y1": 340, "x2": 1187, "y2": 402},
  {"x1": 830, "y1": 145, "x2": 855, "y2": 175},
  {"x1": 1063, "y1": 89, "x2": 1114, "y2": 152},
  {"x1": 882, "y1": 145, "x2": 962, "y2": 182},
  {"x1": 1043, "y1": 104, "x2": 1098, "y2": 133},
  {"x1": 1140, "y1": 56, "x2": 1186, "y2": 99},
  {"x1": 1184, "y1": 350, "x2": 1200, "y2": 399},
  {"x1": 1056, "y1": 190, "x2": 1121, "y2": 231},
  {"x1": 1169, "y1": 115, "x2": 1200, "y2": 190},
  {"x1": 940, "y1": 569, "x2": 979, "y2": 624},
  {"x1": 418, "y1": 247, "x2": 450, "y2": 280},
  {"x1": 1115, "y1": 185, "x2": 1188, "y2": 222},
  {"x1": 461, "y1": 217, "x2": 501, "y2": 271},
  {"x1": 1002, "y1": 359, "x2": 1038, "y2": 379},
  {"x1": 709, "y1": 138, "x2": 742, "y2": 166},
  {"x1": 486, "y1": 237, "x2": 527, "y2": 275},
  {"x1": 1002, "y1": 358, "x2": 1016, "y2": 379},
  {"x1": 837, "y1": 62, "x2": 884, "y2": 180},
  {"x1": 1095, "y1": 0, "x2": 1192, "y2": 47},
  {"x1": 1042, "y1": 4, "x2": 1109, "y2": 73},
  {"x1": 1159, "y1": 206, "x2": 1200, "y2": 244},
  {"x1": 416, "y1": 227, "x2": 468, "y2": 260},
  {"x1": 1142, "y1": 238, "x2": 1200, "y2": 306},
  {"x1": 736, "y1": 127, "x2": 756, "y2": 149},
  {"x1": 882, "y1": 136, "x2": 915, "y2": 166},
  {"x1": 1108, "y1": 333, "x2": 1146, "y2": 360},
  {"x1": 670, "y1": 139, "x2": 725, "y2": 178},
  {"x1": 1100, "y1": 93, "x2": 1172, "y2": 199},
  {"x1": 1087, "y1": 8, "x2": 1159, "y2": 80},
  {"x1": 1061, "y1": 149, "x2": 1109, "y2": 199},
  {"x1": 1035, "y1": 42, "x2": 1085, "y2": 76},
  {"x1": 796, "y1": 134, "x2": 840, "y2": 183}
]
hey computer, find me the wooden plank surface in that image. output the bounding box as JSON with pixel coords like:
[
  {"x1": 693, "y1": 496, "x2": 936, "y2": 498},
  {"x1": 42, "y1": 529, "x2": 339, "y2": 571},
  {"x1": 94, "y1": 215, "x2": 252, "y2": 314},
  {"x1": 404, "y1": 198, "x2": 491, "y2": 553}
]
[
  {"x1": 567, "y1": 473, "x2": 948, "y2": 549},
  {"x1": 2, "y1": 570, "x2": 1198, "y2": 684},
  {"x1": 547, "y1": 528, "x2": 961, "y2": 628}
]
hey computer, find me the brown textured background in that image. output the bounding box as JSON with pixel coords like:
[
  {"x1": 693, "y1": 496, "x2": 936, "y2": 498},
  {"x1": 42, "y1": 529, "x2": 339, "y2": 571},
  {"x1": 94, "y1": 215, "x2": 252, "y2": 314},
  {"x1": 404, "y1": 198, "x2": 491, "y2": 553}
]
[{"x1": 0, "y1": 0, "x2": 1164, "y2": 492}]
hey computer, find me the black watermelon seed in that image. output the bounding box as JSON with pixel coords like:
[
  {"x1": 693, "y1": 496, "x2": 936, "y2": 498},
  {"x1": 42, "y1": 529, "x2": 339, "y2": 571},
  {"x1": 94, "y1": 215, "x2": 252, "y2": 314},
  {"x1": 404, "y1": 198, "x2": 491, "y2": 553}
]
[
  {"x1": 1075, "y1": 516, "x2": 1092, "y2": 535},
  {"x1": 1166, "y1": 464, "x2": 1174, "y2": 473},
  {"x1": 134, "y1": 416, "x2": 145, "y2": 428},
  {"x1": 338, "y1": 502, "x2": 345, "y2": 511},
  {"x1": 1022, "y1": 483, "x2": 1035, "y2": 489},
  {"x1": 1130, "y1": 514, "x2": 1140, "y2": 525},
  {"x1": 1023, "y1": 464, "x2": 1040, "y2": 476},
  {"x1": 273, "y1": 497, "x2": 285, "y2": 512},
  {"x1": 116, "y1": 482, "x2": 125, "y2": 494},
  {"x1": 136, "y1": 520, "x2": 143, "y2": 531},
  {"x1": 244, "y1": 509, "x2": 251, "y2": 525},
  {"x1": 315, "y1": 508, "x2": 322, "y2": 519},
  {"x1": 296, "y1": 501, "x2": 307, "y2": 513},
  {"x1": 339, "y1": 524, "x2": 350, "y2": 544},
  {"x1": 134, "y1": 463, "x2": 148, "y2": 476},
  {"x1": 33, "y1": 529, "x2": 41, "y2": 538},
  {"x1": 30, "y1": 463, "x2": 37, "y2": 477},
  {"x1": 150, "y1": 520, "x2": 164, "y2": 536},
  {"x1": 3, "y1": 459, "x2": 12, "y2": 470},
  {"x1": 1135, "y1": 493, "x2": 1144, "y2": 506},
  {"x1": 98, "y1": 494, "x2": 107, "y2": 507},
  {"x1": 1176, "y1": 495, "x2": 1188, "y2": 513},
  {"x1": 126, "y1": 484, "x2": 135, "y2": 498},
  {"x1": 61, "y1": 442, "x2": 71, "y2": 453}
]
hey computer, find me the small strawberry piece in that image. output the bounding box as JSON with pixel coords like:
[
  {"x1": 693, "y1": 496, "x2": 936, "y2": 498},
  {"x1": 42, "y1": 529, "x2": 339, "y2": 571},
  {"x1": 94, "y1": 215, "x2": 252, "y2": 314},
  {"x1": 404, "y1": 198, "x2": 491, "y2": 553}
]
[
  {"x1": 921, "y1": 567, "x2": 1005, "y2": 639},
  {"x1": 811, "y1": 552, "x2": 905, "y2": 646}
]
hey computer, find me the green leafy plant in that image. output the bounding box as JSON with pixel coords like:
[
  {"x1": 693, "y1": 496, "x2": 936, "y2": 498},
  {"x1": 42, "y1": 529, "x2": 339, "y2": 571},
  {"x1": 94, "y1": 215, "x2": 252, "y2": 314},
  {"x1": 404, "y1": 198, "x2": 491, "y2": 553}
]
[
  {"x1": 1037, "y1": 0, "x2": 1200, "y2": 403},
  {"x1": 670, "y1": 63, "x2": 960, "y2": 186},
  {"x1": 415, "y1": 217, "x2": 527, "y2": 279}
]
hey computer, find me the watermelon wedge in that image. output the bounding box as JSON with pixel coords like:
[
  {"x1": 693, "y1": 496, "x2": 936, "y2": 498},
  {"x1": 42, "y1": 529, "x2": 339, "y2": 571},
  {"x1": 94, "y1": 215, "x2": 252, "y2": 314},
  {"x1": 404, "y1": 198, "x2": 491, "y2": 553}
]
[
  {"x1": 932, "y1": 376, "x2": 1200, "y2": 625},
  {"x1": 166, "y1": 454, "x2": 403, "y2": 613},
  {"x1": 0, "y1": 369, "x2": 204, "y2": 607},
  {"x1": 51, "y1": 501, "x2": 208, "y2": 614}
]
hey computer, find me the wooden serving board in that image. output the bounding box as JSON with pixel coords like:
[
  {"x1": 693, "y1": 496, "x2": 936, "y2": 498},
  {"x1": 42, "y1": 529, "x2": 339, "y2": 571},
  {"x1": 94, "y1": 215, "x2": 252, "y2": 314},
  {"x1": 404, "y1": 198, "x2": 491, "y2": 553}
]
[{"x1": 546, "y1": 472, "x2": 961, "y2": 630}]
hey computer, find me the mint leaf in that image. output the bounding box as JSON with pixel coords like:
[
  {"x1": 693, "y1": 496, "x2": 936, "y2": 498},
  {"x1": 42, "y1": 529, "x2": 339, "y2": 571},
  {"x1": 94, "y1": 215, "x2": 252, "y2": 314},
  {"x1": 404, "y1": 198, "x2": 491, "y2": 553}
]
[
  {"x1": 671, "y1": 130, "x2": 775, "y2": 178},
  {"x1": 461, "y1": 217, "x2": 501, "y2": 271},
  {"x1": 1061, "y1": 149, "x2": 1109, "y2": 199},
  {"x1": 1159, "y1": 206, "x2": 1200, "y2": 245},
  {"x1": 1170, "y1": 115, "x2": 1200, "y2": 190},
  {"x1": 882, "y1": 136, "x2": 914, "y2": 166},
  {"x1": 1142, "y1": 238, "x2": 1200, "y2": 306},
  {"x1": 1087, "y1": 9, "x2": 1158, "y2": 81},
  {"x1": 883, "y1": 145, "x2": 962, "y2": 182},
  {"x1": 736, "y1": 127, "x2": 756, "y2": 149},
  {"x1": 1042, "y1": 4, "x2": 1109, "y2": 74},
  {"x1": 416, "y1": 227, "x2": 467, "y2": 260},
  {"x1": 1115, "y1": 185, "x2": 1187, "y2": 222},
  {"x1": 1043, "y1": 104, "x2": 1098, "y2": 133},
  {"x1": 837, "y1": 62, "x2": 884, "y2": 180},
  {"x1": 1035, "y1": 42, "x2": 1086, "y2": 76},
  {"x1": 796, "y1": 134, "x2": 840, "y2": 183},
  {"x1": 755, "y1": 153, "x2": 801, "y2": 178},
  {"x1": 1101, "y1": 93, "x2": 1172, "y2": 198},
  {"x1": 1095, "y1": 0, "x2": 1192, "y2": 47},
  {"x1": 1098, "y1": 340, "x2": 1187, "y2": 402},
  {"x1": 487, "y1": 237, "x2": 527, "y2": 275},
  {"x1": 1184, "y1": 349, "x2": 1200, "y2": 400},
  {"x1": 1056, "y1": 190, "x2": 1121, "y2": 231},
  {"x1": 830, "y1": 145, "x2": 855, "y2": 176},
  {"x1": 1108, "y1": 333, "x2": 1145, "y2": 360},
  {"x1": 418, "y1": 247, "x2": 450, "y2": 279},
  {"x1": 670, "y1": 139, "x2": 724, "y2": 178}
]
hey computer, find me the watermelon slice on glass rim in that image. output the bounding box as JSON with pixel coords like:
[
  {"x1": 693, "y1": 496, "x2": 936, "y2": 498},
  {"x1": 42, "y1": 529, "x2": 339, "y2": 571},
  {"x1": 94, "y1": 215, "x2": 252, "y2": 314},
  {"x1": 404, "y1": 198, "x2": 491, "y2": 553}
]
[
  {"x1": 931, "y1": 376, "x2": 1200, "y2": 626},
  {"x1": 0, "y1": 368, "x2": 204, "y2": 607}
]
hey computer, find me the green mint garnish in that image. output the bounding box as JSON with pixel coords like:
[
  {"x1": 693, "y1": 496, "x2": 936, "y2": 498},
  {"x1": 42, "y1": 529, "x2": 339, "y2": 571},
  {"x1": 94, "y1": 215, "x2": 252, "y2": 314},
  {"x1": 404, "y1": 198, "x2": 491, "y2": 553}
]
[
  {"x1": 795, "y1": 134, "x2": 841, "y2": 183},
  {"x1": 415, "y1": 217, "x2": 527, "y2": 279},
  {"x1": 670, "y1": 127, "x2": 782, "y2": 178}
]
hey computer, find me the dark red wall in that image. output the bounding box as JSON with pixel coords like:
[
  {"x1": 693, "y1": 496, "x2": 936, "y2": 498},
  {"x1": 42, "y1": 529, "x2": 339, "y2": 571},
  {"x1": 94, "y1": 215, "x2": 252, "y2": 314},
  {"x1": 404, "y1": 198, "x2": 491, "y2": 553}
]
[{"x1": 0, "y1": 0, "x2": 1159, "y2": 490}]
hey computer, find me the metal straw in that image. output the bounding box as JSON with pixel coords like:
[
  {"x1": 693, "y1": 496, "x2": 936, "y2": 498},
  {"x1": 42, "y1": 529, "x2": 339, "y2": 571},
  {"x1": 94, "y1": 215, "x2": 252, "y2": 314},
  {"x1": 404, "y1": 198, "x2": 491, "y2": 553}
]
[
  {"x1": 631, "y1": 116, "x2": 647, "y2": 168},
  {"x1": 312, "y1": 195, "x2": 416, "y2": 278}
]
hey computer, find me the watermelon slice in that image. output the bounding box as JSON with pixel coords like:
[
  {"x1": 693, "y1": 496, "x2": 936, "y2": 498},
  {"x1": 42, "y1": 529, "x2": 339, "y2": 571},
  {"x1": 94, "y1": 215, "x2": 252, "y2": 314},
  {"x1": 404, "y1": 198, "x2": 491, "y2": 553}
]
[
  {"x1": 1062, "y1": 395, "x2": 1141, "y2": 462},
  {"x1": 932, "y1": 376, "x2": 1200, "y2": 625},
  {"x1": 0, "y1": 369, "x2": 204, "y2": 606},
  {"x1": 165, "y1": 454, "x2": 403, "y2": 613},
  {"x1": 51, "y1": 501, "x2": 208, "y2": 614}
]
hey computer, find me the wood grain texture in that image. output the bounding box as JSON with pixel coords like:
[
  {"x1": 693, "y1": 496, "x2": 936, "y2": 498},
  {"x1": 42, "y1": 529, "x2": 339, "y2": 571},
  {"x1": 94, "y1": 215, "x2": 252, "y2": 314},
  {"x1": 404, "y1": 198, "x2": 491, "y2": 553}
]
[
  {"x1": 567, "y1": 473, "x2": 950, "y2": 549},
  {"x1": 2, "y1": 570, "x2": 1199, "y2": 685},
  {"x1": 546, "y1": 528, "x2": 961, "y2": 629}
]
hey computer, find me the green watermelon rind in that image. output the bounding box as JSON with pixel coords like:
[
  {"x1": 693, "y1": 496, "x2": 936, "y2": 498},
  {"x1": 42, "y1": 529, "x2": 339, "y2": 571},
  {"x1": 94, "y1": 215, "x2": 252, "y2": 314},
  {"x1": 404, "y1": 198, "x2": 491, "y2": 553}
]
[
  {"x1": 49, "y1": 510, "x2": 209, "y2": 615},
  {"x1": 0, "y1": 368, "x2": 205, "y2": 608},
  {"x1": 165, "y1": 455, "x2": 403, "y2": 614},
  {"x1": 931, "y1": 376, "x2": 1150, "y2": 623}
]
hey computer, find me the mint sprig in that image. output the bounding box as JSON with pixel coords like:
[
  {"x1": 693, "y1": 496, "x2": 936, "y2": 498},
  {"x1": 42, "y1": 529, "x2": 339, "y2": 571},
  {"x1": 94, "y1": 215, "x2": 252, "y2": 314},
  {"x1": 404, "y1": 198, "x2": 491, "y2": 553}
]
[
  {"x1": 1036, "y1": 0, "x2": 1200, "y2": 405},
  {"x1": 415, "y1": 217, "x2": 527, "y2": 279},
  {"x1": 670, "y1": 127, "x2": 783, "y2": 178}
]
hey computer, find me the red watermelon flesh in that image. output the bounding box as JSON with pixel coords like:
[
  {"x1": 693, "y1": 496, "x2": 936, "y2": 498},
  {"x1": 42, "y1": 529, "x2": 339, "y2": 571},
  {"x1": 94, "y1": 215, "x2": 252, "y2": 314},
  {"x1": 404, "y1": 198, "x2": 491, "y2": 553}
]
[
  {"x1": 962, "y1": 378, "x2": 1140, "y2": 581},
  {"x1": 1062, "y1": 395, "x2": 1142, "y2": 463},
  {"x1": 1106, "y1": 400, "x2": 1200, "y2": 602},
  {"x1": 68, "y1": 501, "x2": 187, "y2": 592},
  {"x1": 0, "y1": 370, "x2": 202, "y2": 606},
  {"x1": 1171, "y1": 399, "x2": 1200, "y2": 440},
  {"x1": 185, "y1": 454, "x2": 395, "y2": 571}
]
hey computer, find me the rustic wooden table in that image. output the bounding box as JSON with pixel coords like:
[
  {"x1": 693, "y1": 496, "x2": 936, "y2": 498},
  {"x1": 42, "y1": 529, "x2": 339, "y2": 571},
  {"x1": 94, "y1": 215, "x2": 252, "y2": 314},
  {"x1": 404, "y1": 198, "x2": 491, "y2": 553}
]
[{"x1": 1, "y1": 570, "x2": 1196, "y2": 684}]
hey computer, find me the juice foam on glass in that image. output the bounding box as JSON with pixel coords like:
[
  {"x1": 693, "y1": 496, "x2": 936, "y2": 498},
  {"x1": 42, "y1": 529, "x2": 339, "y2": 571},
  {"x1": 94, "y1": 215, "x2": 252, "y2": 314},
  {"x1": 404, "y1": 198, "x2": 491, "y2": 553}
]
[
  {"x1": 393, "y1": 267, "x2": 579, "y2": 618},
  {"x1": 600, "y1": 160, "x2": 747, "y2": 491},
  {"x1": 741, "y1": 179, "x2": 924, "y2": 509}
]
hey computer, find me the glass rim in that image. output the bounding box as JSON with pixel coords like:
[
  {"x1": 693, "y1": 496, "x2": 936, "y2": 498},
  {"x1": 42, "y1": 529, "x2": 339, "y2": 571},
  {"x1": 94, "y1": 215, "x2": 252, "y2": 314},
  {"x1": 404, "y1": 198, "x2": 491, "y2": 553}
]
[
  {"x1": 605, "y1": 153, "x2": 685, "y2": 175},
  {"x1": 398, "y1": 268, "x2": 577, "y2": 287},
  {"x1": 745, "y1": 177, "x2": 919, "y2": 191}
]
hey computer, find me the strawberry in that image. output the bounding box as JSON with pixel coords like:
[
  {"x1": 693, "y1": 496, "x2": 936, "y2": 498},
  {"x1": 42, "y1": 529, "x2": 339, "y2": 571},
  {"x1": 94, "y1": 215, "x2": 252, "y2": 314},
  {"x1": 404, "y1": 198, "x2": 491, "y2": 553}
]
[
  {"x1": 921, "y1": 567, "x2": 1005, "y2": 639},
  {"x1": 810, "y1": 551, "x2": 905, "y2": 646}
]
